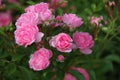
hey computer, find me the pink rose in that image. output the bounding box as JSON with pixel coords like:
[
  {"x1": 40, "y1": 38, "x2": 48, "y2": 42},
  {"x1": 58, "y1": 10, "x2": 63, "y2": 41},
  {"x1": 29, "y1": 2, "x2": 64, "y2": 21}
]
[
  {"x1": 71, "y1": 67, "x2": 89, "y2": 80},
  {"x1": 57, "y1": 54, "x2": 65, "y2": 62},
  {"x1": 49, "y1": 33, "x2": 73, "y2": 53},
  {"x1": 64, "y1": 73, "x2": 76, "y2": 80},
  {"x1": 25, "y1": 2, "x2": 49, "y2": 13},
  {"x1": 14, "y1": 23, "x2": 39, "y2": 47},
  {"x1": 39, "y1": 9, "x2": 52, "y2": 21},
  {"x1": 29, "y1": 48, "x2": 52, "y2": 71},
  {"x1": 73, "y1": 32, "x2": 94, "y2": 54},
  {"x1": 0, "y1": 12, "x2": 11, "y2": 27},
  {"x1": 63, "y1": 14, "x2": 83, "y2": 29},
  {"x1": 25, "y1": 2, "x2": 52, "y2": 21},
  {"x1": 15, "y1": 12, "x2": 39, "y2": 28}
]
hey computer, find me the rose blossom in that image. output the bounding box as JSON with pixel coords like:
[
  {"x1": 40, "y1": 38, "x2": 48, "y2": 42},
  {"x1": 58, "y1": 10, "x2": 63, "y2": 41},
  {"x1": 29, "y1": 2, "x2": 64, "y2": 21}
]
[
  {"x1": 14, "y1": 23, "x2": 39, "y2": 47},
  {"x1": 15, "y1": 12, "x2": 39, "y2": 28},
  {"x1": 29, "y1": 48, "x2": 53, "y2": 71},
  {"x1": 89, "y1": 16, "x2": 103, "y2": 26},
  {"x1": 0, "y1": 12, "x2": 11, "y2": 27},
  {"x1": 57, "y1": 54, "x2": 65, "y2": 62},
  {"x1": 25, "y1": 2, "x2": 52, "y2": 21},
  {"x1": 49, "y1": 33, "x2": 73, "y2": 53},
  {"x1": 64, "y1": 73, "x2": 76, "y2": 80},
  {"x1": 25, "y1": 2, "x2": 49, "y2": 13},
  {"x1": 63, "y1": 13, "x2": 83, "y2": 29},
  {"x1": 71, "y1": 67, "x2": 89, "y2": 80},
  {"x1": 73, "y1": 32, "x2": 94, "y2": 54}
]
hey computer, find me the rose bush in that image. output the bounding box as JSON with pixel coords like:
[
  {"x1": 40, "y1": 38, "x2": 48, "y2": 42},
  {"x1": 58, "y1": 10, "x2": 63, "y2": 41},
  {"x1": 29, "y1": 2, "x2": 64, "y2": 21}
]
[{"x1": 0, "y1": 0, "x2": 120, "y2": 80}]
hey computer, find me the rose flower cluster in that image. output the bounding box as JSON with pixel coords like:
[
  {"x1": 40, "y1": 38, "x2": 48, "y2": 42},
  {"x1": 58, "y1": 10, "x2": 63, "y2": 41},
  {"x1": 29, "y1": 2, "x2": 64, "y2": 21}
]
[{"x1": 14, "y1": 2, "x2": 94, "y2": 74}]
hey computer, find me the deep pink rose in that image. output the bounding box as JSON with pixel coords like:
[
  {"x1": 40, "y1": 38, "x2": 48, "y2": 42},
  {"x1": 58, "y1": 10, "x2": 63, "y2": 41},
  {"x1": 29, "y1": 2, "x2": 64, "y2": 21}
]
[
  {"x1": 29, "y1": 48, "x2": 52, "y2": 71},
  {"x1": 71, "y1": 67, "x2": 89, "y2": 80},
  {"x1": 14, "y1": 23, "x2": 39, "y2": 47},
  {"x1": 0, "y1": 12, "x2": 11, "y2": 27},
  {"x1": 49, "y1": 33, "x2": 73, "y2": 52},
  {"x1": 57, "y1": 54, "x2": 65, "y2": 62},
  {"x1": 63, "y1": 14, "x2": 83, "y2": 29},
  {"x1": 64, "y1": 73, "x2": 76, "y2": 80},
  {"x1": 73, "y1": 32, "x2": 94, "y2": 54},
  {"x1": 25, "y1": 2, "x2": 52, "y2": 21},
  {"x1": 15, "y1": 12, "x2": 39, "y2": 28}
]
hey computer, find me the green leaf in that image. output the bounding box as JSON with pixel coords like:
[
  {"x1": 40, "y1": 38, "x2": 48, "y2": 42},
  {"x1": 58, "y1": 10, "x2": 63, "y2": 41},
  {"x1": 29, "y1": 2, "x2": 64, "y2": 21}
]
[
  {"x1": 56, "y1": 71, "x2": 64, "y2": 80},
  {"x1": 58, "y1": 8, "x2": 63, "y2": 15},
  {"x1": 70, "y1": 70, "x2": 85, "y2": 80},
  {"x1": 27, "y1": 0, "x2": 36, "y2": 5},
  {"x1": 89, "y1": 70, "x2": 96, "y2": 80},
  {"x1": 105, "y1": 54, "x2": 120, "y2": 63},
  {"x1": 4, "y1": 63, "x2": 16, "y2": 76},
  {"x1": 12, "y1": 54, "x2": 25, "y2": 61},
  {"x1": 19, "y1": 66, "x2": 32, "y2": 80}
]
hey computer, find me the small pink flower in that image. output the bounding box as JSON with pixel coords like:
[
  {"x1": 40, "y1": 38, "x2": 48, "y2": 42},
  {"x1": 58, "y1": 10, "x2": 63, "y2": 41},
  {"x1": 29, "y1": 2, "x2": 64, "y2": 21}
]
[
  {"x1": 73, "y1": 32, "x2": 94, "y2": 54},
  {"x1": 89, "y1": 16, "x2": 103, "y2": 26},
  {"x1": 56, "y1": 15, "x2": 62, "y2": 21},
  {"x1": 14, "y1": 23, "x2": 39, "y2": 47},
  {"x1": 57, "y1": 54, "x2": 65, "y2": 62},
  {"x1": 71, "y1": 67, "x2": 89, "y2": 80},
  {"x1": 49, "y1": 33, "x2": 73, "y2": 53},
  {"x1": 64, "y1": 73, "x2": 76, "y2": 80},
  {"x1": 29, "y1": 48, "x2": 52, "y2": 71},
  {"x1": 15, "y1": 12, "x2": 39, "y2": 28},
  {"x1": 0, "y1": 12, "x2": 11, "y2": 27},
  {"x1": 63, "y1": 13, "x2": 83, "y2": 29}
]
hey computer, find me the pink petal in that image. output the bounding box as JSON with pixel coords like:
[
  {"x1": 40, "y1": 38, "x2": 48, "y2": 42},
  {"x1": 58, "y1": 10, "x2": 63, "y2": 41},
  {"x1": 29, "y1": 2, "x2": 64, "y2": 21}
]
[
  {"x1": 35, "y1": 32, "x2": 44, "y2": 43},
  {"x1": 80, "y1": 48, "x2": 92, "y2": 54}
]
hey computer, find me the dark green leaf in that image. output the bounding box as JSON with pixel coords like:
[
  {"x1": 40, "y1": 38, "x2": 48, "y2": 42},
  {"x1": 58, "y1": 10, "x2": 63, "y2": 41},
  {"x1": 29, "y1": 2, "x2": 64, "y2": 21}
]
[{"x1": 70, "y1": 70, "x2": 85, "y2": 80}]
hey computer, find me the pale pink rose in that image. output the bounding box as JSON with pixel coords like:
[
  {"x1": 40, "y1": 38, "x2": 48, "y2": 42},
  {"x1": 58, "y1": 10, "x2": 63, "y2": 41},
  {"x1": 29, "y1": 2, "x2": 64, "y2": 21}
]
[
  {"x1": 15, "y1": 12, "x2": 39, "y2": 28},
  {"x1": 64, "y1": 73, "x2": 76, "y2": 80},
  {"x1": 29, "y1": 48, "x2": 52, "y2": 71},
  {"x1": 25, "y1": 2, "x2": 52, "y2": 21},
  {"x1": 71, "y1": 67, "x2": 89, "y2": 80},
  {"x1": 63, "y1": 14, "x2": 83, "y2": 29},
  {"x1": 57, "y1": 54, "x2": 65, "y2": 62},
  {"x1": 73, "y1": 32, "x2": 94, "y2": 54},
  {"x1": 49, "y1": 33, "x2": 73, "y2": 53},
  {"x1": 0, "y1": 12, "x2": 11, "y2": 27},
  {"x1": 14, "y1": 23, "x2": 39, "y2": 47}
]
